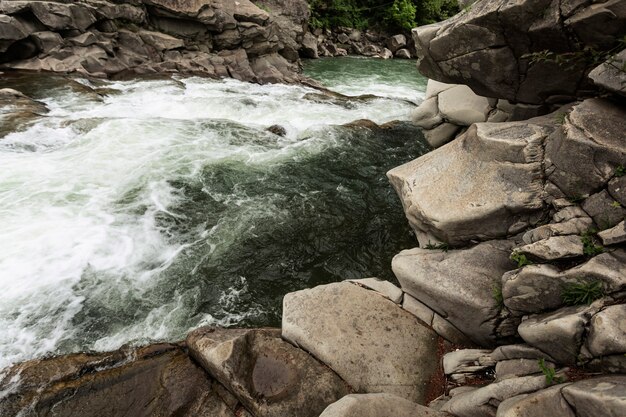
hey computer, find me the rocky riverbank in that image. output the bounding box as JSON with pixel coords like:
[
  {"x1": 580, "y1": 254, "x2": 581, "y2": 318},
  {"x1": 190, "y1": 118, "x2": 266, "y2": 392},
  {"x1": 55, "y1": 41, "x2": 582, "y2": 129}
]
[{"x1": 1, "y1": 0, "x2": 626, "y2": 416}]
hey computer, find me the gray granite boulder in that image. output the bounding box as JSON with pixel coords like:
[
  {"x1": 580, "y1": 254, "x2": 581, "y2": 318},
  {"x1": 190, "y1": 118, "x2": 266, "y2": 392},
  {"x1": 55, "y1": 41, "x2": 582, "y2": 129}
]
[
  {"x1": 388, "y1": 120, "x2": 552, "y2": 246},
  {"x1": 282, "y1": 282, "x2": 438, "y2": 403},
  {"x1": 496, "y1": 385, "x2": 575, "y2": 417},
  {"x1": 393, "y1": 240, "x2": 515, "y2": 346},
  {"x1": 585, "y1": 305, "x2": 626, "y2": 358},
  {"x1": 589, "y1": 49, "x2": 626, "y2": 97}
]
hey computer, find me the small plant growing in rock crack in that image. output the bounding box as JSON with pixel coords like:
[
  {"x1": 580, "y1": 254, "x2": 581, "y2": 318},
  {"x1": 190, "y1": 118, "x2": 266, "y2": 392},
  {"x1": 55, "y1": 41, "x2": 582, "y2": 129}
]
[
  {"x1": 424, "y1": 242, "x2": 450, "y2": 251},
  {"x1": 538, "y1": 359, "x2": 564, "y2": 385},
  {"x1": 492, "y1": 284, "x2": 504, "y2": 308},
  {"x1": 612, "y1": 200, "x2": 622, "y2": 208},
  {"x1": 581, "y1": 232, "x2": 604, "y2": 256},
  {"x1": 510, "y1": 251, "x2": 532, "y2": 268},
  {"x1": 615, "y1": 165, "x2": 626, "y2": 177},
  {"x1": 554, "y1": 112, "x2": 568, "y2": 124},
  {"x1": 561, "y1": 280, "x2": 605, "y2": 306}
]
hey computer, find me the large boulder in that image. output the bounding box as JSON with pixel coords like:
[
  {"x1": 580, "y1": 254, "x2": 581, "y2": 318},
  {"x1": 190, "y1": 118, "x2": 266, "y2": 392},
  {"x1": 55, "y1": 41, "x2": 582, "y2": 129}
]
[
  {"x1": 392, "y1": 240, "x2": 515, "y2": 346},
  {"x1": 319, "y1": 393, "x2": 451, "y2": 417},
  {"x1": 589, "y1": 49, "x2": 626, "y2": 97},
  {"x1": 282, "y1": 282, "x2": 439, "y2": 403},
  {"x1": 561, "y1": 376, "x2": 626, "y2": 417},
  {"x1": 413, "y1": 0, "x2": 626, "y2": 103},
  {"x1": 388, "y1": 119, "x2": 553, "y2": 246},
  {"x1": 545, "y1": 99, "x2": 626, "y2": 199},
  {"x1": 0, "y1": 344, "x2": 234, "y2": 417},
  {"x1": 186, "y1": 327, "x2": 350, "y2": 417}
]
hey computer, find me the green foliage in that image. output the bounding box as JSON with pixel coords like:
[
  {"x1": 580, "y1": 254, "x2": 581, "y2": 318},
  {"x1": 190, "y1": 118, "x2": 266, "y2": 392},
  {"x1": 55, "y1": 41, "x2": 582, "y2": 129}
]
[
  {"x1": 424, "y1": 241, "x2": 450, "y2": 251},
  {"x1": 492, "y1": 284, "x2": 504, "y2": 308},
  {"x1": 308, "y1": 0, "x2": 460, "y2": 31},
  {"x1": 581, "y1": 232, "x2": 604, "y2": 256},
  {"x1": 562, "y1": 280, "x2": 605, "y2": 306},
  {"x1": 538, "y1": 359, "x2": 564, "y2": 385},
  {"x1": 554, "y1": 112, "x2": 567, "y2": 124},
  {"x1": 510, "y1": 251, "x2": 532, "y2": 268},
  {"x1": 615, "y1": 165, "x2": 626, "y2": 177},
  {"x1": 385, "y1": 0, "x2": 417, "y2": 31}
]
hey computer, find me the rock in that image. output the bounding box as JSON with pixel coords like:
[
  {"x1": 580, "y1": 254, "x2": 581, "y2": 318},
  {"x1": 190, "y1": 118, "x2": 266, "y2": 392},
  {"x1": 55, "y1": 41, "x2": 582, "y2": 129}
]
[
  {"x1": 68, "y1": 32, "x2": 97, "y2": 47},
  {"x1": 266, "y1": 124, "x2": 287, "y2": 136},
  {"x1": 491, "y1": 344, "x2": 555, "y2": 362},
  {"x1": 521, "y1": 209, "x2": 593, "y2": 244},
  {"x1": 496, "y1": 385, "x2": 575, "y2": 417},
  {"x1": 598, "y1": 221, "x2": 626, "y2": 246},
  {"x1": 437, "y1": 85, "x2": 493, "y2": 126},
  {"x1": 495, "y1": 359, "x2": 548, "y2": 381},
  {"x1": 608, "y1": 175, "x2": 626, "y2": 206},
  {"x1": 0, "y1": 87, "x2": 49, "y2": 137},
  {"x1": 379, "y1": 48, "x2": 393, "y2": 59},
  {"x1": 412, "y1": 0, "x2": 626, "y2": 103},
  {"x1": 337, "y1": 33, "x2": 350, "y2": 44},
  {"x1": 138, "y1": 30, "x2": 184, "y2": 51},
  {"x1": 300, "y1": 31, "x2": 318, "y2": 58},
  {"x1": 392, "y1": 241, "x2": 515, "y2": 346},
  {"x1": 282, "y1": 282, "x2": 438, "y2": 403},
  {"x1": 387, "y1": 34, "x2": 406, "y2": 53},
  {"x1": 0, "y1": 15, "x2": 29, "y2": 52},
  {"x1": 361, "y1": 44, "x2": 380, "y2": 56},
  {"x1": 30, "y1": 2, "x2": 97, "y2": 32},
  {"x1": 589, "y1": 49, "x2": 626, "y2": 97},
  {"x1": 561, "y1": 376, "x2": 626, "y2": 417},
  {"x1": 515, "y1": 235, "x2": 584, "y2": 261},
  {"x1": 29, "y1": 31, "x2": 63, "y2": 53},
  {"x1": 425, "y1": 80, "x2": 455, "y2": 99},
  {"x1": 502, "y1": 251, "x2": 626, "y2": 315},
  {"x1": 411, "y1": 96, "x2": 442, "y2": 129},
  {"x1": 423, "y1": 122, "x2": 461, "y2": 148},
  {"x1": 441, "y1": 374, "x2": 555, "y2": 417},
  {"x1": 347, "y1": 278, "x2": 403, "y2": 304},
  {"x1": 319, "y1": 393, "x2": 451, "y2": 417},
  {"x1": 443, "y1": 349, "x2": 495, "y2": 375},
  {"x1": 395, "y1": 48, "x2": 411, "y2": 59},
  {"x1": 0, "y1": 344, "x2": 233, "y2": 417},
  {"x1": 582, "y1": 190, "x2": 626, "y2": 230},
  {"x1": 388, "y1": 120, "x2": 551, "y2": 245},
  {"x1": 585, "y1": 305, "x2": 626, "y2": 358},
  {"x1": 402, "y1": 293, "x2": 435, "y2": 326},
  {"x1": 518, "y1": 305, "x2": 598, "y2": 364},
  {"x1": 545, "y1": 99, "x2": 626, "y2": 199},
  {"x1": 187, "y1": 327, "x2": 350, "y2": 417},
  {"x1": 432, "y1": 314, "x2": 474, "y2": 345}
]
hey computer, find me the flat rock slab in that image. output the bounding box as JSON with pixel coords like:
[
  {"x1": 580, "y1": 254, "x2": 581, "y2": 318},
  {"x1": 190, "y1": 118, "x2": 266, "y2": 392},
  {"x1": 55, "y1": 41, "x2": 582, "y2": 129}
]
[
  {"x1": 393, "y1": 240, "x2": 515, "y2": 346},
  {"x1": 319, "y1": 393, "x2": 451, "y2": 417},
  {"x1": 516, "y1": 235, "x2": 583, "y2": 261},
  {"x1": 388, "y1": 121, "x2": 550, "y2": 246},
  {"x1": 186, "y1": 327, "x2": 350, "y2": 417},
  {"x1": 561, "y1": 376, "x2": 626, "y2": 417},
  {"x1": 282, "y1": 282, "x2": 438, "y2": 403},
  {"x1": 598, "y1": 220, "x2": 626, "y2": 246},
  {"x1": 0, "y1": 344, "x2": 232, "y2": 417}
]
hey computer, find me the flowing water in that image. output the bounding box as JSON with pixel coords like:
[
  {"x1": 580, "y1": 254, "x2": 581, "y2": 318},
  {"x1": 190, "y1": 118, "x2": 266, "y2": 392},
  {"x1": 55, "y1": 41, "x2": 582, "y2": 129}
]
[{"x1": 0, "y1": 57, "x2": 429, "y2": 369}]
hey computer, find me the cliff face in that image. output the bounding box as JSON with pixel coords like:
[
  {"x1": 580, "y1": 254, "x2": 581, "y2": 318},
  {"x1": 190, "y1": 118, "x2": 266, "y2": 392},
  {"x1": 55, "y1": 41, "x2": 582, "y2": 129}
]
[{"x1": 0, "y1": 0, "x2": 310, "y2": 82}]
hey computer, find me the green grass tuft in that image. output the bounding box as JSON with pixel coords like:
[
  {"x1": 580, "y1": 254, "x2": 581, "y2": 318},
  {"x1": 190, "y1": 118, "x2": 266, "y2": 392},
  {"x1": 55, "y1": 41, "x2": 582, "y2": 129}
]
[{"x1": 562, "y1": 280, "x2": 605, "y2": 306}]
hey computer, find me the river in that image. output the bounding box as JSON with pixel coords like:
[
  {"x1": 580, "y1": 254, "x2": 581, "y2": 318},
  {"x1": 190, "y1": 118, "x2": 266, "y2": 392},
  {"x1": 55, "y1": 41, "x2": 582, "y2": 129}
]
[{"x1": 0, "y1": 57, "x2": 428, "y2": 369}]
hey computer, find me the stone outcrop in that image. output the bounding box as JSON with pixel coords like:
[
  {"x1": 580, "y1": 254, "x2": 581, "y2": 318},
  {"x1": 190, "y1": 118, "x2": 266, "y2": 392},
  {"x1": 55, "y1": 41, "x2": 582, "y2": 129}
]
[
  {"x1": 413, "y1": 0, "x2": 626, "y2": 104},
  {"x1": 0, "y1": 0, "x2": 309, "y2": 83},
  {"x1": 0, "y1": 344, "x2": 236, "y2": 417},
  {"x1": 282, "y1": 281, "x2": 439, "y2": 403},
  {"x1": 0, "y1": 87, "x2": 48, "y2": 137},
  {"x1": 186, "y1": 327, "x2": 350, "y2": 417}
]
